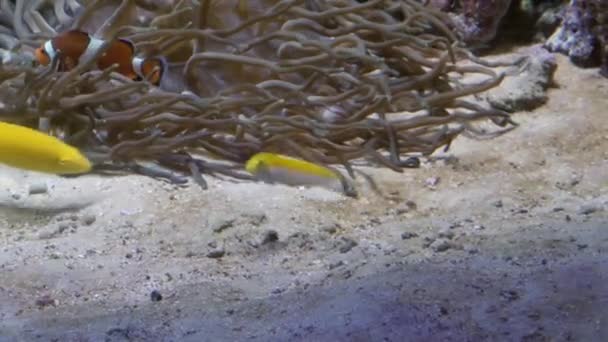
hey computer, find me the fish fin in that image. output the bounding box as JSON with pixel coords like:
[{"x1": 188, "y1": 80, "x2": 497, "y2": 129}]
[
  {"x1": 139, "y1": 56, "x2": 167, "y2": 86},
  {"x1": 255, "y1": 161, "x2": 275, "y2": 184},
  {"x1": 117, "y1": 38, "x2": 135, "y2": 55},
  {"x1": 62, "y1": 29, "x2": 91, "y2": 39},
  {"x1": 62, "y1": 56, "x2": 77, "y2": 71},
  {"x1": 154, "y1": 56, "x2": 168, "y2": 85}
]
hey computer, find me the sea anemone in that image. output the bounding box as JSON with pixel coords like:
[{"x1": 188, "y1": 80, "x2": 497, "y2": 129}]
[{"x1": 0, "y1": 0, "x2": 519, "y2": 188}]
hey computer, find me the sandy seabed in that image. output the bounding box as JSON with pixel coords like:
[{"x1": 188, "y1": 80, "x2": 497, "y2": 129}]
[{"x1": 0, "y1": 53, "x2": 607, "y2": 341}]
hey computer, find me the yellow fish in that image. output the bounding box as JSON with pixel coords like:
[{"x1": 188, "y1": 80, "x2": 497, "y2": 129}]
[
  {"x1": 0, "y1": 121, "x2": 92, "y2": 175},
  {"x1": 245, "y1": 152, "x2": 356, "y2": 196}
]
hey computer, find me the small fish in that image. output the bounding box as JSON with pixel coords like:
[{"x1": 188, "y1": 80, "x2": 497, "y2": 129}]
[
  {"x1": 0, "y1": 121, "x2": 92, "y2": 175},
  {"x1": 34, "y1": 29, "x2": 167, "y2": 85},
  {"x1": 245, "y1": 152, "x2": 356, "y2": 196}
]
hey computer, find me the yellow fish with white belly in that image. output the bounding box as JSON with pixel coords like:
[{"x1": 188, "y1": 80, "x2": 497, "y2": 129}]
[
  {"x1": 245, "y1": 152, "x2": 357, "y2": 197},
  {"x1": 0, "y1": 121, "x2": 92, "y2": 175}
]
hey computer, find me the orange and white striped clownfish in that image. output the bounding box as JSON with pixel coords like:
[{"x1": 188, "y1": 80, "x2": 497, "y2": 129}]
[{"x1": 34, "y1": 29, "x2": 167, "y2": 86}]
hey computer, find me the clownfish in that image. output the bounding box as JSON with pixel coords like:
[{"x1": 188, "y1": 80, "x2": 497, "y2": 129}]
[
  {"x1": 0, "y1": 121, "x2": 92, "y2": 175},
  {"x1": 34, "y1": 29, "x2": 166, "y2": 86},
  {"x1": 245, "y1": 152, "x2": 357, "y2": 197}
]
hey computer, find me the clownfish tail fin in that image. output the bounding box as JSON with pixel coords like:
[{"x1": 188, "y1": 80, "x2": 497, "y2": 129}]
[
  {"x1": 151, "y1": 56, "x2": 168, "y2": 86},
  {"x1": 134, "y1": 55, "x2": 168, "y2": 86},
  {"x1": 156, "y1": 55, "x2": 168, "y2": 77}
]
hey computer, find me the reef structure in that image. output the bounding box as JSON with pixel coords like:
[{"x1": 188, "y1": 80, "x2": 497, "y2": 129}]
[{"x1": 545, "y1": 0, "x2": 608, "y2": 76}]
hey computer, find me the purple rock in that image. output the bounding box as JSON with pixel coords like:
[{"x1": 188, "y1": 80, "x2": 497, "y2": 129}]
[
  {"x1": 545, "y1": 0, "x2": 608, "y2": 76},
  {"x1": 449, "y1": 0, "x2": 513, "y2": 45}
]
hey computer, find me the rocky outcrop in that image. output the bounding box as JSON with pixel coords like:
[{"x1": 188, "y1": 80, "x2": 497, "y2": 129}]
[{"x1": 544, "y1": 0, "x2": 608, "y2": 76}]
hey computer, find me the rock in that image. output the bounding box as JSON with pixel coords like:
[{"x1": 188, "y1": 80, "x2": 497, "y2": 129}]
[
  {"x1": 534, "y1": 5, "x2": 564, "y2": 39},
  {"x1": 28, "y1": 182, "x2": 48, "y2": 195},
  {"x1": 425, "y1": 177, "x2": 440, "y2": 188},
  {"x1": 545, "y1": 0, "x2": 605, "y2": 70},
  {"x1": 473, "y1": 224, "x2": 486, "y2": 231},
  {"x1": 35, "y1": 295, "x2": 57, "y2": 308},
  {"x1": 260, "y1": 230, "x2": 279, "y2": 245},
  {"x1": 577, "y1": 204, "x2": 602, "y2": 215},
  {"x1": 37, "y1": 223, "x2": 70, "y2": 239},
  {"x1": 150, "y1": 290, "x2": 163, "y2": 302},
  {"x1": 423, "y1": 236, "x2": 436, "y2": 248},
  {"x1": 244, "y1": 213, "x2": 267, "y2": 226},
  {"x1": 449, "y1": 0, "x2": 512, "y2": 45},
  {"x1": 487, "y1": 45, "x2": 557, "y2": 112},
  {"x1": 207, "y1": 248, "x2": 225, "y2": 259},
  {"x1": 37, "y1": 228, "x2": 58, "y2": 240},
  {"x1": 394, "y1": 201, "x2": 417, "y2": 215},
  {"x1": 321, "y1": 224, "x2": 339, "y2": 234},
  {"x1": 211, "y1": 218, "x2": 235, "y2": 233},
  {"x1": 338, "y1": 237, "x2": 358, "y2": 254},
  {"x1": 328, "y1": 260, "x2": 345, "y2": 270},
  {"x1": 57, "y1": 222, "x2": 69, "y2": 233},
  {"x1": 401, "y1": 232, "x2": 419, "y2": 240},
  {"x1": 430, "y1": 239, "x2": 452, "y2": 252},
  {"x1": 437, "y1": 229, "x2": 455, "y2": 240},
  {"x1": 81, "y1": 214, "x2": 96, "y2": 226},
  {"x1": 500, "y1": 289, "x2": 520, "y2": 302},
  {"x1": 286, "y1": 232, "x2": 314, "y2": 250},
  {"x1": 405, "y1": 201, "x2": 417, "y2": 210},
  {"x1": 271, "y1": 287, "x2": 285, "y2": 295}
]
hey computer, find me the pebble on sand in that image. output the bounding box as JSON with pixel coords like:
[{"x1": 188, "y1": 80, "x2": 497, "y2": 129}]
[
  {"x1": 211, "y1": 218, "x2": 235, "y2": 233},
  {"x1": 207, "y1": 248, "x2": 226, "y2": 259},
  {"x1": 81, "y1": 214, "x2": 96, "y2": 226},
  {"x1": 430, "y1": 239, "x2": 452, "y2": 252},
  {"x1": 261, "y1": 230, "x2": 279, "y2": 244},
  {"x1": 338, "y1": 237, "x2": 358, "y2": 253},
  {"x1": 437, "y1": 229, "x2": 455, "y2": 240},
  {"x1": 577, "y1": 204, "x2": 601, "y2": 216},
  {"x1": 150, "y1": 290, "x2": 163, "y2": 302},
  {"x1": 28, "y1": 182, "x2": 48, "y2": 195},
  {"x1": 35, "y1": 295, "x2": 57, "y2": 308},
  {"x1": 401, "y1": 232, "x2": 419, "y2": 240}
]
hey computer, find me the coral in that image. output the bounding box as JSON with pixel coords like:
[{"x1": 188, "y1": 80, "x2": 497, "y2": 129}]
[
  {"x1": 546, "y1": 0, "x2": 608, "y2": 75},
  {"x1": 427, "y1": 0, "x2": 567, "y2": 48},
  {"x1": 449, "y1": 0, "x2": 513, "y2": 45},
  {"x1": 0, "y1": 0, "x2": 519, "y2": 189}
]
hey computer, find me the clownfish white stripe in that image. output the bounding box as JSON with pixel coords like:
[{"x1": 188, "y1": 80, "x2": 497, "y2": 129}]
[
  {"x1": 132, "y1": 56, "x2": 144, "y2": 77},
  {"x1": 78, "y1": 36, "x2": 105, "y2": 65},
  {"x1": 43, "y1": 40, "x2": 56, "y2": 61}
]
